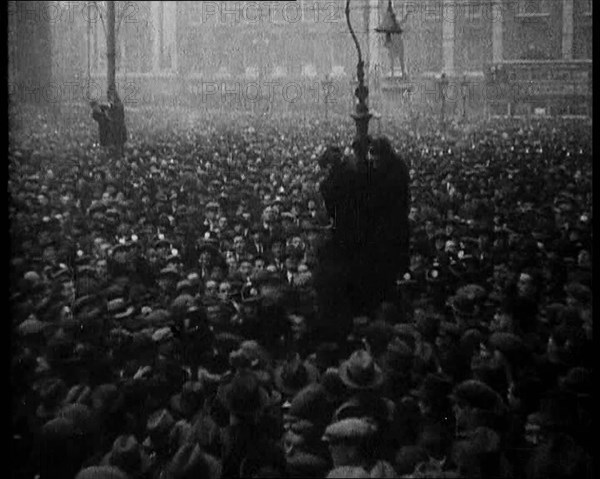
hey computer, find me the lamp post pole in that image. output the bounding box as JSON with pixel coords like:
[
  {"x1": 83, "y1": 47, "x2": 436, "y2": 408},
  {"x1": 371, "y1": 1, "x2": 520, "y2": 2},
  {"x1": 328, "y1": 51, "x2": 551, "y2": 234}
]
[
  {"x1": 107, "y1": 1, "x2": 116, "y2": 99},
  {"x1": 345, "y1": 0, "x2": 371, "y2": 163}
]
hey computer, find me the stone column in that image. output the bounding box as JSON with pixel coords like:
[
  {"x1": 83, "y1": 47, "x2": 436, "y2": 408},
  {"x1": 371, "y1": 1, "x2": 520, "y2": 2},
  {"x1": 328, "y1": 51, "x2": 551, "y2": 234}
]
[
  {"x1": 442, "y1": 0, "x2": 455, "y2": 74},
  {"x1": 562, "y1": 0, "x2": 573, "y2": 59},
  {"x1": 151, "y1": 1, "x2": 161, "y2": 72},
  {"x1": 492, "y1": 0, "x2": 504, "y2": 63},
  {"x1": 165, "y1": 1, "x2": 178, "y2": 72}
]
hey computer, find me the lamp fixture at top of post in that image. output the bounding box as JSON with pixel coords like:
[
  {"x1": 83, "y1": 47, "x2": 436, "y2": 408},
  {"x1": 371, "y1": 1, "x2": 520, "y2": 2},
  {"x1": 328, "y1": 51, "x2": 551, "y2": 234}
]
[{"x1": 375, "y1": 0, "x2": 404, "y2": 47}]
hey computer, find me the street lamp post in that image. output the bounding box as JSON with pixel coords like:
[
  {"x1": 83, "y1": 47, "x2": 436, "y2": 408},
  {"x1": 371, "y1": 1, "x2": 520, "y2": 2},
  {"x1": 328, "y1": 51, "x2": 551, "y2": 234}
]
[
  {"x1": 345, "y1": 0, "x2": 407, "y2": 161},
  {"x1": 345, "y1": 0, "x2": 371, "y2": 163}
]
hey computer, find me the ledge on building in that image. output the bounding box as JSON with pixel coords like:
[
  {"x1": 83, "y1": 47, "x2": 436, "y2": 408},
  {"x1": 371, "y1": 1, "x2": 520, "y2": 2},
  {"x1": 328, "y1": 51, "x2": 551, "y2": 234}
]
[{"x1": 515, "y1": 12, "x2": 551, "y2": 18}]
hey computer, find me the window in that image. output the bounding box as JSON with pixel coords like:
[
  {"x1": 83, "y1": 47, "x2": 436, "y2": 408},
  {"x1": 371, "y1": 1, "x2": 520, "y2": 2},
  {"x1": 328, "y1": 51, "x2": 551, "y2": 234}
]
[
  {"x1": 158, "y1": 1, "x2": 177, "y2": 71},
  {"x1": 465, "y1": 2, "x2": 483, "y2": 20},
  {"x1": 517, "y1": 0, "x2": 550, "y2": 17}
]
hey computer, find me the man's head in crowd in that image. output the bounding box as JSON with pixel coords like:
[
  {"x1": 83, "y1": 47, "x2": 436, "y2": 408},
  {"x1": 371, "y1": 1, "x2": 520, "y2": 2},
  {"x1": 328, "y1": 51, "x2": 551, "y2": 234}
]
[
  {"x1": 238, "y1": 260, "x2": 253, "y2": 280},
  {"x1": 218, "y1": 281, "x2": 231, "y2": 302},
  {"x1": 204, "y1": 280, "x2": 218, "y2": 299},
  {"x1": 233, "y1": 235, "x2": 245, "y2": 255}
]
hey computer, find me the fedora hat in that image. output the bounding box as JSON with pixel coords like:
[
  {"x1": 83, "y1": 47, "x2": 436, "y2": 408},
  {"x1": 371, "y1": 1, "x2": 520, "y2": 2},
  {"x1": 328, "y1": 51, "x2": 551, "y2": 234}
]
[
  {"x1": 100, "y1": 435, "x2": 152, "y2": 477},
  {"x1": 274, "y1": 355, "x2": 319, "y2": 397},
  {"x1": 338, "y1": 350, "x2": 384, "y2": 391}
]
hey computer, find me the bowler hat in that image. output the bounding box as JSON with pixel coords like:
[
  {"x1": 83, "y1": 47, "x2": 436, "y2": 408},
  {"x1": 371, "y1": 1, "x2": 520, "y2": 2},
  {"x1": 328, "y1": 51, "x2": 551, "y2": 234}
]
[{"x1": 338, "y1": 350, "x2": 384, "y2": 391}]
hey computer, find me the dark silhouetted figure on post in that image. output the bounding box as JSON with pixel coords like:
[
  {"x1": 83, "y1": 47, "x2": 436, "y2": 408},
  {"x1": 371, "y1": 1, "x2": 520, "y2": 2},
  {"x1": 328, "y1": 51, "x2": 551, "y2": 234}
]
[
  {"x1": 90, "y1": 89, "x2": 127, "y2": 157},
  {"x1": 90, "y1": 100, "x2": 111, "y2": 147},
  {"x1": 315, "y1": 138, "x2": 410, "y2": 342}
]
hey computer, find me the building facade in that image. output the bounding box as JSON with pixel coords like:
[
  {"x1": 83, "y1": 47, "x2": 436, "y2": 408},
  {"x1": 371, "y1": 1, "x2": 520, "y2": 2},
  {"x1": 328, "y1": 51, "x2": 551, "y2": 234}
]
[{"x1": 27, "y1": 0, "x2": 592, "y2": 111}]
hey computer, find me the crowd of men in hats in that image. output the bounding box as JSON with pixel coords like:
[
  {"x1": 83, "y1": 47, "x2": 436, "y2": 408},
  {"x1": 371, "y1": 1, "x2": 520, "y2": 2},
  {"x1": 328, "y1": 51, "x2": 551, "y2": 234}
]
[{"x1": 10, "y1": 107, "x2": 592, "y2": 478}]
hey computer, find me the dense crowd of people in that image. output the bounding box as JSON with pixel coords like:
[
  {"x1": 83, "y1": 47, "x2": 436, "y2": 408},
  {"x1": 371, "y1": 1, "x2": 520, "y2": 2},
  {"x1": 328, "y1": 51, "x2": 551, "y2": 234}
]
[{"x1": 10, "y1": 105, "x2": 592, "y2": 478}]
